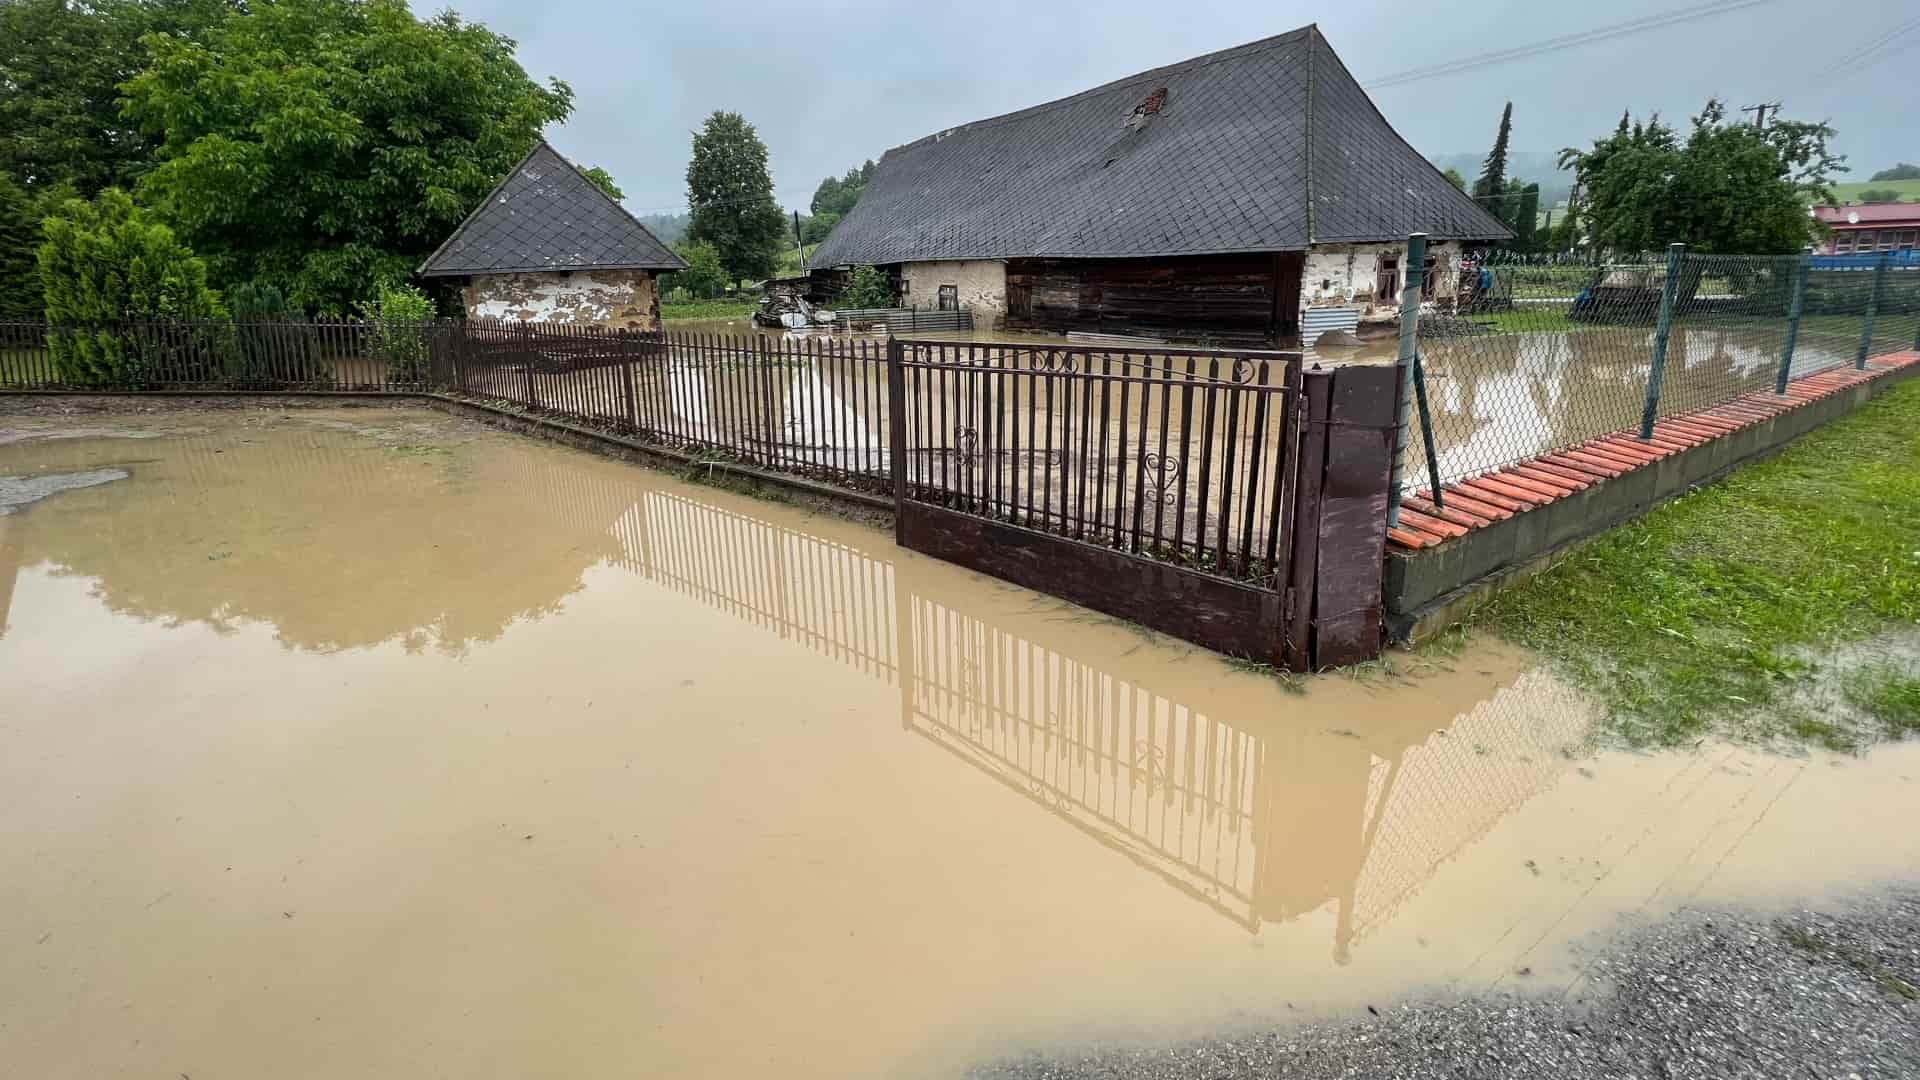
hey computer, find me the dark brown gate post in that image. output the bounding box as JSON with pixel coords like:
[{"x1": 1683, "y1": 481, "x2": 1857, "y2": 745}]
[
  {"x1": 1311, "y1": 364, "x2": 1399, "y2": 667},
  {"x1": 887, "y1": 336, "x2": 908, "y2": 544},
  {"x1": 520, "y1": 323, "x2": 537, "y2": 408}
]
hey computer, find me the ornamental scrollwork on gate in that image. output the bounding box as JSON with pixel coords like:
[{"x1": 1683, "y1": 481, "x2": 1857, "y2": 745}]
[{"x1": 1141, "y1": 450, "x2": 1184, "y2": 505}]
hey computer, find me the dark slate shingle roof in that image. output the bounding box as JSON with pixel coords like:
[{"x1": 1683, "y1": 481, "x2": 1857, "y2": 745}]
[
  {"x1": 809, "y1": 26, "x2": 1510, "y2": 268},
  {"x1": 419, "y1": 141, "x2": 686, "y2": 277}
]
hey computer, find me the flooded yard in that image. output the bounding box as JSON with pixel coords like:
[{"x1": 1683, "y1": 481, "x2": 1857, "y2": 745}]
[{"x1": 3, "y1": 405, "x2": 1919, "y2": 1079}]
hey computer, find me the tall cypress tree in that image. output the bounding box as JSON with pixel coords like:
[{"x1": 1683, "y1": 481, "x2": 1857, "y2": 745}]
[{"x1": 1473, "y1": 102, "x2": 1514, "y2": 222}]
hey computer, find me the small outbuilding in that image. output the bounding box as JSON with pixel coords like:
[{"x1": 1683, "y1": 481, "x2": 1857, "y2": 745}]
[
  {"x1": 419, "y1": 140, "x2": 686, "y2": 329},
  {"x1": 807, "y1": 25, "x2": 1510, "y2": 344}
]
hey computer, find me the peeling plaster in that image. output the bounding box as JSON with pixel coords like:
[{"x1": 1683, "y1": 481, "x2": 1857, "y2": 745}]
[
  {"x1": 1301, "y1": 241, "x2": 1462, "y2": 324},
  {"x1": 463, "y1": 270, "x2": 661, "y2": 330}
]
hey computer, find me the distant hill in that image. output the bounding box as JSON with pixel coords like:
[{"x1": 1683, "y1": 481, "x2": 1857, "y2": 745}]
[
  {"x1": 1817, "y1": 179, "x2": 1920, "y2": 206},
  {"x1": 637, "y1": 212, "x2": 689, "y2": 245}
]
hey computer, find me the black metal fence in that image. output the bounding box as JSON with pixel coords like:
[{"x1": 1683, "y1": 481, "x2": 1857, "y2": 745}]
[
  {"x1": 0, "y1": 318, "x2": 453, "y2": 392},
  {"x1": 893, "y1": 341, "x2": 1304, "y2": 583}
]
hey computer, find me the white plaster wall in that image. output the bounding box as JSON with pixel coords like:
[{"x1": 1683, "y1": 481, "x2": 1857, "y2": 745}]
[
  {"x1": 464, "y1": 269, "x2": 660, "y2": 330},
  {"x1": 900, "y1": 260, "x2": 1007, "y2": 321},
  {"x1": 1300, "y1": 241, "x2": 1462, "y2": 327}
]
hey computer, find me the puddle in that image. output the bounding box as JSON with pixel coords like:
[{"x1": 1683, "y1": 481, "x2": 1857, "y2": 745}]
[
  {"x1": 2, "y1": 409, "x2": 1917, "y2": 1079},
  {"x1": 0, "y1": 468, "x2": 129, "y2": 514}
]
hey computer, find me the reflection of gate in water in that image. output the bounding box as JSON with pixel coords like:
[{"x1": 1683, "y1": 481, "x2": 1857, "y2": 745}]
[{"x1": 513, "y1": 457, "x2": 1587, "y2": 950}]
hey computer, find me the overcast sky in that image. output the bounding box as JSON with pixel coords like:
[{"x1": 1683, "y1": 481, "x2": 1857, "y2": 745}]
[{"x1": 443, "y1": 0, "x2": 1917, "y2": 215}]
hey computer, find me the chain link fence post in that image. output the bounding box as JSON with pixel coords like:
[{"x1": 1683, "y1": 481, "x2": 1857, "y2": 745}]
[
  {"x1": 1387, "y1": 232, "x2": 1427, "y2": 527},
  {"x1": 1640, "y1": 242, "x2": 1686, "y2": 439},
  {"x1": 1856, "y1": 249, "x2": 1889, "y2": 370},
  {"x1": 1776, "y1": 247, "x2": 1811, "y2": 395}
]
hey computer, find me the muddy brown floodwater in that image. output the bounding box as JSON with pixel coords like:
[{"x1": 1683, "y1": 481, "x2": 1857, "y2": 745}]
[{"x1": 3, "y1": 407, "x2": 1918, "y2": 1080}]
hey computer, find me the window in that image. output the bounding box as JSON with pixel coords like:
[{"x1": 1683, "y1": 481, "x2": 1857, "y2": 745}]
[
  {"x1": 1835, "y1": 233, "x2": 1855, "y2": 253},
  {"x1": 1421, "y1": 256, "x2": 1439, "y2": 301},
  {"x1": 1898, "y1": 230, "x2": 1917, "y2": 250},
  {"x1": 1375, "y1": 255, "x2": 1400, "y2": 301},
  {"x1": 937, "y1": 284, "x2": 958, "y2": 311}
]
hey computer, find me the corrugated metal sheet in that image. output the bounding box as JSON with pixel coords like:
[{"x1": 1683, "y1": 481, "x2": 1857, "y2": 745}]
[
  {"x1": 831, "y1": 308, "x2": 975, "y2": 334},
  {"x1": 1301, "y1": 306, "x2": 1359, "y2": 343}
]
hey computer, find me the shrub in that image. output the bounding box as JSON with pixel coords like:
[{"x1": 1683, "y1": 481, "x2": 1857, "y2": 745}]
[
  {"x1": 1857, "y1": 188, "x2": 1904, "y2": 205},
  {"x1": 838, "y1": 264, "x2": 894, "y2": 309},
  {"x1": 38, "y1": 189, "x2": 224, "y2": 386},
  {"x1": 667, "y1": 241, "x2": 729, "y2": 299},
  {"x1": 360, "y1": 282, "x2": 434, "y2": 384},
  {"x1": 228, "y1": 281, "x2": 326, "y2": 387}
]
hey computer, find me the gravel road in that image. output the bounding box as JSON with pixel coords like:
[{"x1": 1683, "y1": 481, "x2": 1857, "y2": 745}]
[{"x1": 976, "y1": 891, "x2": 1920, "y2": 1079}]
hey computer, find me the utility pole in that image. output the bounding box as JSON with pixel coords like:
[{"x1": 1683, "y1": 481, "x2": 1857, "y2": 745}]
[{"x1": 1740, "y1": 102, "x2": 1781, "y2": 129}]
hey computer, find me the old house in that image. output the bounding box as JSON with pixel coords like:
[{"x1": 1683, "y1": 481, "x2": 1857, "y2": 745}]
[
  {"x1": 419, "y1": 140, "x2": 685, "y2": 329},
  {"x1": 807, "y1": 25, "x2": 1509, "y2": 344}
]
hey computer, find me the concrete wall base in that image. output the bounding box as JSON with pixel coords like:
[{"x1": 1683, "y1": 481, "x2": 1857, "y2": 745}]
[{"x1": 1385, "y1": 361, "x2": 1920, "y2": 644}]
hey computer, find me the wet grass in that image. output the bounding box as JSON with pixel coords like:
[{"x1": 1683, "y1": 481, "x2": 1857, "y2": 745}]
[
  {"x1": 1842, "y1": 662, "x2": 1920, "y2": 738},
  {"x1": 661, "y1": 299, "x2": 757, "y2": 321},
  {"x1": 1476, "y1": 380, "x2": 1920, "y2": 749}
]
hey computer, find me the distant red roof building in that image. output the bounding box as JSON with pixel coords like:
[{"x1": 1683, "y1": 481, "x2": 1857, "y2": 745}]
[{"x1": 1811, "y1": 203, "x2": 1920, "y2": 254}]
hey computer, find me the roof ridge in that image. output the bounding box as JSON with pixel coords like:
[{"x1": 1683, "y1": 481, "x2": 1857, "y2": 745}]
[
  {"x1": 544, "y1": 140, "x2": 687, "y2": 267},
  {"x1": 884, "y1": 25, "x2": 1317, "y2": 158},
  {"x1": 1303, "y1": 26, "x2": 1318, "y2": 245}
]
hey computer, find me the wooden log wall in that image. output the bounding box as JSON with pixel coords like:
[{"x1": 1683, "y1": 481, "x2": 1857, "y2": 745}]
[{"x1": 1006, "y1": 252, "x2": 1304, "y2": 343}]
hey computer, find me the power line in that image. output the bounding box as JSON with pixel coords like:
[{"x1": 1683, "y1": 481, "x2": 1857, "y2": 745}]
[
  {"x1": 1804, "y1": 13, "x2": 1920, "y2": 89},
  {"x1": 1363, "y1": 0, "x2": 1777, "y2": 90}
]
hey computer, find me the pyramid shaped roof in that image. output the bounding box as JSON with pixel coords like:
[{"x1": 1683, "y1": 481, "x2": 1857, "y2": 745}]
[{"x1": 420, "y1": 140, "x2": 686, "y2": 277}]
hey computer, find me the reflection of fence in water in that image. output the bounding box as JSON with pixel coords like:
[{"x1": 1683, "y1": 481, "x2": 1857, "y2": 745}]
[
  {"x1": 905, "y1": 592, "x2": 1266, "y2": 928},
  {"x1": 495, "y1": 450, "x2": 1590, "y2": 943},
  {"x1": 1343, "y1": 669, "x2": 1593, "y2": 950}
]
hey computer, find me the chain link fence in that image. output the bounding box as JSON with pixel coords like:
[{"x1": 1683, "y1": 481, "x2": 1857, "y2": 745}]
[{"x1": 1403, "y1": 248, "x2": 1920, "y2": 493}]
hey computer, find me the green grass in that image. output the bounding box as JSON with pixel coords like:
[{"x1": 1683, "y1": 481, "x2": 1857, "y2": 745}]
[
  {"x1": 660, "y1": 299, "x2": 757, "y2": 321},
  {"x1": 1821, "y1": 178, "x2": 1920, "y2": 205},
  {"x1": 1843, "y1": 663, "x2": 1920, "y2": 738},
  {"x1": 1466, "y1": 308, "x2": 1577, "y2": 332},
  {"x1": 1476, "y1": 380, "x2": 1920, "y2": 748}
]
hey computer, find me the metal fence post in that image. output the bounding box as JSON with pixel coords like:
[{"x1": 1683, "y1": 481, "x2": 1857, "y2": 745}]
[
  {"x1": 1640, "y1": 242, "x2": 1686, "y2": 439},
  {"x1": 1412, "y1": 351, "x2": 1444, "y2": 510},
  {"x1": 520, "y1": 322, "x2": 537, "y2": 407},
  {"x1": 617, "y1": 329, "x2": 638, "y2": 428},
  {"x1": 1776, "y1": 248, "x2": 1811, "y2": 395},
  {"x1": 1387, "y1": 232, "x2": 1427, "y2": 526},
  {"x1": 1856, "y1": 249, "x2": 1889, "y2": 369},
  {"x1": 886, "y1": 335, "x2": 908, "y2": 544}
]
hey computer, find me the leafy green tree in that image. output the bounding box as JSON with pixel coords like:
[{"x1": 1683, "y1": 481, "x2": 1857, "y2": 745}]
[
  {"x1": 1472, "y1": 103, "x2": 1513, "y2": 204},
  {"x1": 838, "y1": 265, "x2": 893, "y2": 309},
  {"x1": 1559, "y1": 100, "x2": 1842, "y2": 254},
  {"x1": 1441, "y1": 167, "x2": 1467, "y2": 192},
  {"x1": 1510, "y1": 182, "x2": 1541, "y2": 250},
  {"x1": 582, "y1": 166, "x2": 623, "y2": 201},
  {"x1": 0, "y1": 175, "x2": 67, "y2": 319},
  {"x1": 666, "y1": 241, "x2": 728, "y2": 299},
  {"x1": 0, "y1": 0, "x2": 234, "y2": 194},
  {"x1": 1857, "y1": 188, "x2": 1903, "y2": 204},
  {"x1": 122, "y1": 0, "x2": 573, "y2": 313},
  {"x1": 1868, "y1": 163, "x2": 1920, "y2": 182},
  {"x1": 800, "y1": 211, "x2": 839, "y2": 245},
  {"x1": 38, "y1": 188, "x2": 224, "y2": 385},
  {"x1": 809, "y1": 160, "x2": 876, "y2": 218},
  {"x1": 685, "y1": 111, "x2": 785, "y2": 285}
]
